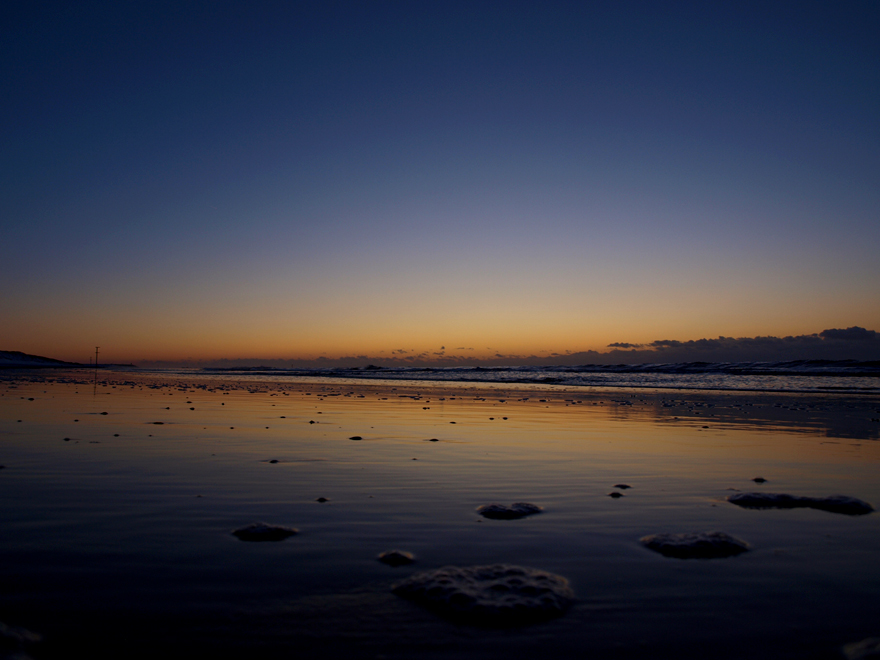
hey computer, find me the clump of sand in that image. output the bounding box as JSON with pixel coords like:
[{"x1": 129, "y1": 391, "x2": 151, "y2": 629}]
[
  {"x1": 728, "y1": 492, "x2": 874, "y2": 515},
  {"x1": 476, "y1": 502, "x2": 542, "y2": 519},
  {"x1": 639, "y1": 531, "x2": 750, "y2": 559},
  {"x1": 378, "y1": 550, "x2": 415, "y2": 566},
  {"x1": 392, "y1": 564, "x2": 573, "y2": 625},
  {"x1": 231, "y1": 522, "x2": 299, "y2": 541}
]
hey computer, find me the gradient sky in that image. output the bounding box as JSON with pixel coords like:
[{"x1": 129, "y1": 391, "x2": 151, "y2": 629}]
[{"x1": 3, "y1": 1, "x2": 879, "y2": 365}]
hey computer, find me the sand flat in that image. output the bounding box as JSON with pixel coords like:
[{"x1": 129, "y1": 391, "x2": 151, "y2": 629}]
[{"x1": 0, "y1": 371, "x2": 879, "y2": 659}]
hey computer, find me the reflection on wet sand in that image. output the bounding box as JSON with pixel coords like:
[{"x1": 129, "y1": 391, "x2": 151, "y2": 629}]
[{"x1": 0, "y1": 370, "x2": 878, "y2": 660}]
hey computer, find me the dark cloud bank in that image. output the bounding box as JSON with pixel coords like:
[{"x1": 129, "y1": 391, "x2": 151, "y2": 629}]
[{"x1": 141, "y1": 327, "x2": 880, "y2": 369}]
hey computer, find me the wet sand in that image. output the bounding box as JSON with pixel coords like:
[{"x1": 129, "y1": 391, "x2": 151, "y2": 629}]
[{"x1": 1, "y1": 370, "x2": 879, "y2": 659}]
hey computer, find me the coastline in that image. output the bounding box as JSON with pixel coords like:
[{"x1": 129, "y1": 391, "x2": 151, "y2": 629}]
[{"x1": 5, "y1": 367, "x2": 879, "y2": 441}]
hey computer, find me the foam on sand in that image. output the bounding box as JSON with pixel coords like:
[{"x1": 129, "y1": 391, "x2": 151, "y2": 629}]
[
  {"x1": 392, "y1": 564, "x2": 574, "y2": 625},
  {"x1": 231, "y1": 522, "x2": 299, "y2": 541},
  {"x1": 639, "y1": 531, "x2": 750, "y2": 559},
  {"x1": 842, "y1": 637, "x2": 880, "y2": 660},
  {"x1": 727, "y1": 492, "x2": 874, "y2": 515},
  {"x1": 476, "y1": 502, "x2": 542, "y2": 519},
  {"x1": 0, "y1": 621, "x2": 41, "y2": 658}
]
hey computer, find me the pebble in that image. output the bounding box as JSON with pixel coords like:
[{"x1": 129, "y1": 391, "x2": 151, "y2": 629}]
[
  {"x1": 476, "y1": 502, "x2": 542, "y2": 519},
  {"x1": 640, "y1": 531, "x2": 750, "y2": 559},
  {"x1": 349, "y1": 436, "x2": 363, "y2": 440},
  {"x1": 231, "y1": 522, "x2": 298, "y2": 541},
  {"x1": 727, "y1": 492, "x2": 874, "y2": 515}
]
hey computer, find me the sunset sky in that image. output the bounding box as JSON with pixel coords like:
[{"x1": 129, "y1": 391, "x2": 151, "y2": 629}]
[{"x1": 3, "y1": 1, "x2": 879, "y2": 366}]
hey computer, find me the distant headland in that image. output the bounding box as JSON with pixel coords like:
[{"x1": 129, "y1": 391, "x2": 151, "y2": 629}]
[{"x1": 0, "y1": 351, "x2": 135, "y2": 369}]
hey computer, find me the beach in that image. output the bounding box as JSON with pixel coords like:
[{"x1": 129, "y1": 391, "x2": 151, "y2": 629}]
[{"x1": 1, "y1": 370, "x2": 879, "y2": 659}]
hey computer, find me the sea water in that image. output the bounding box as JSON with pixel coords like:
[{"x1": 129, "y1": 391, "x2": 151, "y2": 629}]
[{"x1": 0, "y1": 374, "x2": 878, "y2": 659}]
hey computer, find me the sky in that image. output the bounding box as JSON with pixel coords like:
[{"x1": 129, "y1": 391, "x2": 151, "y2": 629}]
[{"x1": 3, "y1": 1, "x2": 879, "y2": 366}]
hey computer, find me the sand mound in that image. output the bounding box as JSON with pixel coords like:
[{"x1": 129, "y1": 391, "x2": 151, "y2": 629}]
[
  {"x1": 728, "y1": 492, "x2": 874, "y2": 515},
  {"x1": 476, "y1": 502, "x2": 543, "y2": 519},
  {"x1": 231, "y1": 522, "x2": 299, "y2": 541},
  {"x1": 378, "y1": 550, "x2": 415, "y2": 566},
  {"x1": 392, "y1": 564, "x2": 573, "y2": 625},
  {"x1": 640, "y1": 531, "x2": 750, "y2": 559}
]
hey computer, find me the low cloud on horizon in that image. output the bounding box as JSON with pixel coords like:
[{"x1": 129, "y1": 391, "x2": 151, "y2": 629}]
[{"x1": 138, "y1": 327, "x2": 880, "y2": 369}]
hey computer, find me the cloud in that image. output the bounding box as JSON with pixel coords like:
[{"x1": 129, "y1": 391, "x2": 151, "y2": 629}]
[
  {"x1": 649, "y1": 340, "x2": 682, "y2": 348},
  {"x1": 820, "y1": 327, "x2": 879, "y2": 342},
  {"x1": 591, "y1": 327, "x2": 880, "y2": 364},
  {"x1": 137, "y1": 327, "x2": 880, "y2": 369}
]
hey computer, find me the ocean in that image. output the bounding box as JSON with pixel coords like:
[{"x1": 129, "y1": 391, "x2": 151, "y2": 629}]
[
  {"x1": 157, "y1": 359, "x2": 880, "y2": 394},
  {"x1": 2, "y1": 366, "x2": 879, "y2": 659}
]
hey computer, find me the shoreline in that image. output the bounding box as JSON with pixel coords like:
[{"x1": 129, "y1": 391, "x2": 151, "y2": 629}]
[{"x1": 4, "y1": 367, "x2": 878, "y2": 442}]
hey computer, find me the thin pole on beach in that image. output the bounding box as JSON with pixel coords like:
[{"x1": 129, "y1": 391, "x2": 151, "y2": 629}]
[{"x1": 93, "y1": 346, "x2": 99, "y2": 395}]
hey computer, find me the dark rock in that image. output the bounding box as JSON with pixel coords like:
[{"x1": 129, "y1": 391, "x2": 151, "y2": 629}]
[
  {"x1": 613, "y1": 484, "x2": 632, "y2": 489},
  {"x1": 349, "y1": 436, "x2": 363, "y2": 440},
  {"x1": 640, "y1": 531, "x2": 750, "y2": 559},
  {"x1": 315, "y1": 497, "x2": 328, "y2": 503},
  {"x1": 752, "y1": 477, "x2": 767, "y2": 483},
  {"x1": 607, "y1": 492, "x2": 624, "y2": 498}
]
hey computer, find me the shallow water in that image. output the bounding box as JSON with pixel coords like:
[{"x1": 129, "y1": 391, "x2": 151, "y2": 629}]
[{"x1": 1, "y1": 376, "x2": 879, "y2": 659}]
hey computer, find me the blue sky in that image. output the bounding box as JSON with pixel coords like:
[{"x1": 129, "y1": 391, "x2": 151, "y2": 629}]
[{"x1": 3, "y1": 1, "x2": 879, "y2": 364}]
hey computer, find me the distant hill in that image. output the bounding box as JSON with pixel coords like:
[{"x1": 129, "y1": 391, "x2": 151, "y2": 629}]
[{"x1": 0, "y1": 351, "x2": 84, "y2": 368}]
